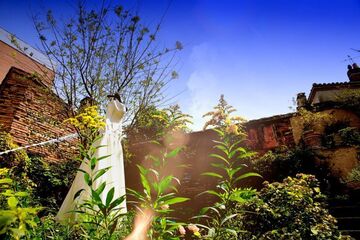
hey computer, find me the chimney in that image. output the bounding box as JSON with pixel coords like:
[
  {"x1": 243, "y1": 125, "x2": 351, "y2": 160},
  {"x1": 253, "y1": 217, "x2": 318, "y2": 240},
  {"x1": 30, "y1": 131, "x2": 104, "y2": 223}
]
[
  {"x1": 296, "y1": 92, "x2": 307, "y2": 109},
  {"x1": 347, "y1": 63, "x2": 360, "y2": 82}
]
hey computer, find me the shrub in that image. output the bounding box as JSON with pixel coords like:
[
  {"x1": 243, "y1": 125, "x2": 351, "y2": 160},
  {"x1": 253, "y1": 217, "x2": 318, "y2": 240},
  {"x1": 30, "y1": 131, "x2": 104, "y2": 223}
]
[
  {"x1": 346, "y1": 165, "x2": 360, "y2": 184},
  {"x1": 336, "y1": 89, "x2": 360, "y2": 116},
  {"x1": 236, "y1": 174, "x2": 342, "y2": 240},
  {"x1": 251, "y1": 147, "x2": 312, "y2": 182},
  {"x1": 0, "y1": 168, "x2": 41, "y2": 239},
  {"x1": 0, "y1": 130, "x2": 78, "y2": 211},
  {"x1": 298, "y1": 108, "x2": 333, "y2": 132},
  {"x1": 339, "y1": 127, "x2": 360, "y2": 146}
]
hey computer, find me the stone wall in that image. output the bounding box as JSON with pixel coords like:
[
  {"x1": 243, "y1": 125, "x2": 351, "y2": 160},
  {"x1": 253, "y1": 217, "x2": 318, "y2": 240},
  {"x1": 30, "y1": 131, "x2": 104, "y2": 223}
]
[{"x1": 0, "y1": 67, "x2": 76, "y2": 162}]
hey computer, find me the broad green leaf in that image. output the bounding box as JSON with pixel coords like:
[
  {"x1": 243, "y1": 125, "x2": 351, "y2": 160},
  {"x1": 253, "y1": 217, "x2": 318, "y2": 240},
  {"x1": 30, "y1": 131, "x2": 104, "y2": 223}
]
[
  {"x1": 7, "y1": 196, "x2": 18, "y2": 208},
  {"x1": 229, "y1": 140, "x2": 242, "y2": 152},
  {"x1": 221, "y1": 213, "x2": 238, "y2": 225},
  {"x1": 198, "y1": 190, "x2": 221, "y2": 198},
  {"x1": 91, "y1": 189, "x2": 102, "y2": 204},
  {"x1": 90, "y1": 157, "x2": 97, "y2": 170},
  {"x1": 84, "y1": 173, "x2": 92, "y2": 186},
  {"x1": 158, "y1": 175, "x2": 173, "y2": 194},
  {"x1": 234, "y1": 172, "x2": 262, "y2": 183},
  {"x1": 0, "y1": 178, "x2": 12, "y2": 185},
  {"x1": 228, "y1": 149, "x2": 240, "y2": 159},
  {"x1": 228, "y1": 166, "x2": 242, "y2": 178},
  {"x1": 212, "y1": 140, "x2": 227, "y2": 147},
  {"x1": 74, "y1": 189, "x2": 85, "y2": 200},
  {"x1": 165, "y1": 147, "x2": 183, "y2": 158},
  {"x1": 211, "y1": 163, "x2": 226, "y2": 169},
  {"x1": 212, "y1": 128, "x2": 224, "y2": 137},
  {"x1": 96, "y1": 182, "x2": 106, "y2": 195},
  {"x1": 93, "y1": 167, "x2": 111, "y2": 182},
  {"x1": 201, "y1": 172, "x2": 223, "y2": 179},
  {"x1": 137, "y1": 165, "x2": 148, "y2": 175},
  {"x1": 213, "y1": 145, "x2": 228, "y2": 155},
  {"x1": 109, "y1": 195, "x2": 126, "y2": 210},
  {"x1": 163, "y1": 197, "x2": 189, "y2": 205},
  {"x1": 97, "y1": 154, "x2": 111, "y2": 161},
  {"x1": 238, "y1": 151, "x2": 257, "y2": 159},
  {"x1": 14, "y1": 192, "x2": 28, "y2": 197},
  {"x1": 157, "y1": 193, "x2": 176, "y2": 203},
  {"x1": 209, "y1": 153, "x2": 229, "y2": 164},
  {"x1": 106, "y1": 187, "x2": 115, "y2": 207},
  {"x1": 127, "y1": 188, "x2": 145, "y2": 201},
  {"x1": 137, "y1": 165, "x2": 151, "y2": 195}
]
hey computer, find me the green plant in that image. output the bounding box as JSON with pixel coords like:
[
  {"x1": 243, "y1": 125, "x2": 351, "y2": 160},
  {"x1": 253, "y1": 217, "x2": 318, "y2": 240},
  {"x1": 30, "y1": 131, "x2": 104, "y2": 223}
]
[
  {"x1": 251, "y1": 147, "x2": 310, "y2": 182},
  {"x1": 197, "y1": 123, "x2": 261, "y2": 239},
  {"x1": 298, "y1": 108, "x2": 333, "y2": 132},
  {"x1": 336, "y1": 89, "x2": 360, "y2": 116},
  {"x1": 203, "y1": 94, "x2": 245, "y2": 131},
  {"x1": 128, "y1": 104, "x2": 192, "y2": 143},
  {"x1": 0, "y1": 168, "x2": 41, "y2": 240},
  {"x1": 128, "y1": 140, "x2": 190, "y2": 240},
  {"x1": 236, "y1": 174, "x2": 343, "y2": 240},
  {"x1": 346, "y1": 165, "x2": 360, "y2": 183},
  {"x1": 29, "y1": 214, "x2": 83, "y2": 240},
  {"x1": 67, "y1": 137, "x2": 127, "y2": 239},
  {"x1": 61, "y1": 106, "x2": 129, "y2": 239},
  {"x1": 339, "y1": 127, "x2": 360, "y2": 146}
]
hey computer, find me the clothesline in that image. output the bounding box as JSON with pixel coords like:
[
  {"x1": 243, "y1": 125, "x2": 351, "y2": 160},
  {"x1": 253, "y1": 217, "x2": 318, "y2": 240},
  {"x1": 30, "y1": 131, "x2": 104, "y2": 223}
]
[{"x1": 0, "y1": 133, "x2": 78, "y2": 156}]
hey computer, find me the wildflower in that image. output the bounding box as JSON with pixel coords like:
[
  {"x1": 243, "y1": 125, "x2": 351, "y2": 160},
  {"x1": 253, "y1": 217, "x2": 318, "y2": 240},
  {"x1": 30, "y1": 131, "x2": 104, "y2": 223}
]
[
  {"x1": 179, "y1": 225, "x2": 186, "y2": 235},
  {"x1": 188, "y1": 224, "x2": 200, "y2": 233},
  {"x1": 226, "y1": 124, "x2": 239, "y2": 135},
  {"x1": 0, "y1": 168, "x2": 9, "y2": 176},
  {"x1": 160, "y1": 204, "x2": 169, "y2": 210}
]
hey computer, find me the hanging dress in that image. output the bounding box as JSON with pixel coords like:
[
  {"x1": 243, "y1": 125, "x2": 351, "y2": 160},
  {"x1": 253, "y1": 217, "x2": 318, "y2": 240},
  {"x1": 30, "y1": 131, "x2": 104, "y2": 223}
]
[{"x1": 56, "y1": 99, "x2": 127, "y2": 222}]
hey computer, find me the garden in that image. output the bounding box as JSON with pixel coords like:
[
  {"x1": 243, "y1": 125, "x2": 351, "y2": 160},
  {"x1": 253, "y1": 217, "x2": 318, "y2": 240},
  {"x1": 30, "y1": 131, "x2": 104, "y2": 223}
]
[{"x1": 1, "y1": 92, "x2": 359, "y2": 239}]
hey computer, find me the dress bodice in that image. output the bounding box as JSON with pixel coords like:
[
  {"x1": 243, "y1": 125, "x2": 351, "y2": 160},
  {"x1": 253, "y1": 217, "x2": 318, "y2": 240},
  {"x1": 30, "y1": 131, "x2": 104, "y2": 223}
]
[{"x1": 104, "y1": 100, "x2": 126, "y2": 135}]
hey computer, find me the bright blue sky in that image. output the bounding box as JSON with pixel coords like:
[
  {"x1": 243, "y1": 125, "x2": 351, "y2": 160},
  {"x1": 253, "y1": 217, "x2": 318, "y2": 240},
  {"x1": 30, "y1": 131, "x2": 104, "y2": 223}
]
[{"x1": 1, "y1": 0, "x2": 360, "y2": 130}]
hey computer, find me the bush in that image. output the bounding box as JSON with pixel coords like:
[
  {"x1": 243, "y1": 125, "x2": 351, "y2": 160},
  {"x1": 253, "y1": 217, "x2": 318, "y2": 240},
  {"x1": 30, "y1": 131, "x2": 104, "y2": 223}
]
[
  {"x1": 236, "y1": 174, "x2": 342, "y2": 240},
  {"x1": 251, "y1": 147, "x2": 312, "y2": 182},
  {"x1": 339, "y1": 127, "x2": 360, "y2": 146},
  {"x1": 346, "y1": 165, "x2": 360, "y2": 184},
  {"x1": 26, "y1": 155, "x2": 78, "y2": 211}
]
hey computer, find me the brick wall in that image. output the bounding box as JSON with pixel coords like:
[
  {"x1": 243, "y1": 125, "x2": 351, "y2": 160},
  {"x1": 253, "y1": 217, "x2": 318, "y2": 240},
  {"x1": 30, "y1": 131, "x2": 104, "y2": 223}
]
[{"x1": 0, "y1": 67, "x2": 76, "y2": 162}]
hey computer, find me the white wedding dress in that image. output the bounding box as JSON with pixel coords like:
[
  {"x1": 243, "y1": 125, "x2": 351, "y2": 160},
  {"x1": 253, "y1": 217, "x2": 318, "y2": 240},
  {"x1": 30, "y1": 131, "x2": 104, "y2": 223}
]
[{"x1": 56, "y1": 99, "x2": 127, "y2": 222}]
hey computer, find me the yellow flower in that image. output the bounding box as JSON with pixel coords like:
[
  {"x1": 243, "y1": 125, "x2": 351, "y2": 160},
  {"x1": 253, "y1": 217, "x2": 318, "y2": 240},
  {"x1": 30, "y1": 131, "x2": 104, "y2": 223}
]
[
  {"x1": 226, "y1": 124, "x2": 239, "y2": 135},
  {"x1": 64, "y1": 106, "x2": 105, "y2": 132},
  {"x1": 0, "y1": 168, "x2": 9, "y2": 176}
]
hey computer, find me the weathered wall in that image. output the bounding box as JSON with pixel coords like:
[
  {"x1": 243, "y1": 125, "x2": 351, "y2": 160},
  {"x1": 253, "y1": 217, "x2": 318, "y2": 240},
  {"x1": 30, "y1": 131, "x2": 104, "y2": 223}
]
[
  {"x1": 245, "y1": 113, "x2": 295, "y2": 153},
  {"x1": 315, "y1": 147, "x2": 359, "y2": 179},
  {"x1": 0, "y1": 67, "x2": 76, "y2": 162},
  {"x1": 290, "y1": 109, "x2": 360, "y2": 145},
  {"x1": 0, "y1": 41, "x2": 54, "y2": 88}
]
